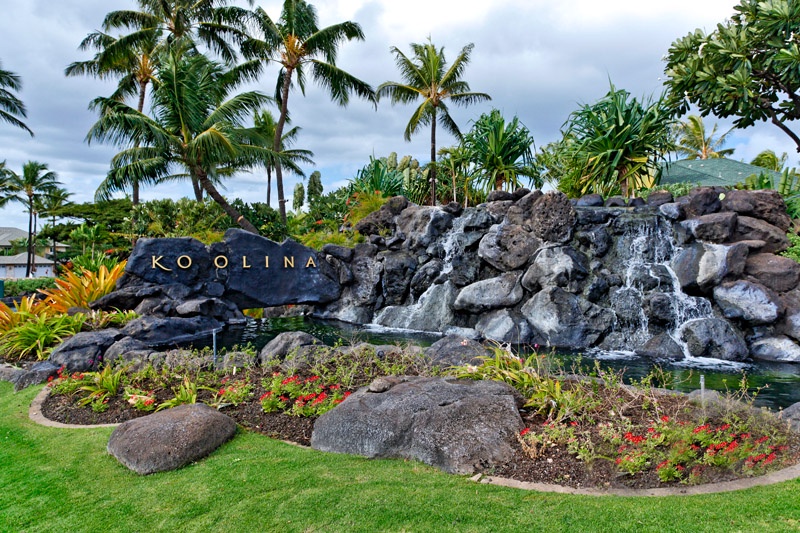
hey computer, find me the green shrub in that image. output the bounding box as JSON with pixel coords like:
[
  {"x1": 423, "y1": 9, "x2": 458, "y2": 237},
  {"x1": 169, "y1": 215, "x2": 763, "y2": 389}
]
[
  {"x1": 0, "y1": 314, "x2": 85, "y2": 360},
  {"x1": 781, "y1": 232, "x2": 800, "y2": 263},
  {"x1": 3, "y1": 278, "x2": 56, "y2": 297}
]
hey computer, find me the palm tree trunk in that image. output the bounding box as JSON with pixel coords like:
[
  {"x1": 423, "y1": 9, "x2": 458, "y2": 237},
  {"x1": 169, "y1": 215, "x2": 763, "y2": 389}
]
[
  {"x1": 191, "y1": 176, "x2": 203, "y2": 201},
  {"x1": 430, "y1": 109, "x2": 437, "y2": 206},
  {"x1": 51, "y1": 214, "x2": 57, "y2": 276},
  {"x1": 274, "y1": 69, "x2": 294, "y2": 222},
  {"x1": 25, "y1": 199, "x2": 33, "y2": 277},
  {"x1": 196, "y1": 169, "x2": 259, "y2": 234},
  {"x1": 267, "y1": 166, "x2": 272, "y2": 205}
]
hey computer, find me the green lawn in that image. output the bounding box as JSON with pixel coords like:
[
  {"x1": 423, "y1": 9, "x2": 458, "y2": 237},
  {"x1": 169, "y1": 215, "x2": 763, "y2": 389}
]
[{"x1": 2, "y1": 381, "x2": 800, "y2": 533}]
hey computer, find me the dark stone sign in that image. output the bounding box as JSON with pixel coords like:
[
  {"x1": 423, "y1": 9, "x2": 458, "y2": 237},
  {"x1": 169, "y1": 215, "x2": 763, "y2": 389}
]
[{"x1": 124, "y1": 229, "x2": 341, "y2": 309}]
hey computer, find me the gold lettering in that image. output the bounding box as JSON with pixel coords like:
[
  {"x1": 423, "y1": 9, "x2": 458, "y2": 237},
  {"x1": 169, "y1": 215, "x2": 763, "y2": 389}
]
[
  {"x1": 151, "y1": 255, "x2": 172, "y2": 271},
  {"x1": 284, "y1": 256, "x2": 295, "y2": 268},
  {"x1": 214, "y1": 255, "x2": 229, "y2": 269},
  {"x1": 242, "y1": 256, "x2": 251, "y2": 269},
  {"x1": 264, "y1": 256, "x2": 269, "y2": 268},
  {"x1": 176, "y1": 255, "x2": 192, "y2": 269},
  {"x1": 305, "y1": 256, "x2": 317, "y2": 268}
]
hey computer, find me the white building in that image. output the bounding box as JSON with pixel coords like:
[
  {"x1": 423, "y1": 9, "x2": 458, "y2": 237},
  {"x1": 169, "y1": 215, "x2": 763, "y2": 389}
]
[{"x1": 0, "y1": 253, "x2": 55, "y2": 279}]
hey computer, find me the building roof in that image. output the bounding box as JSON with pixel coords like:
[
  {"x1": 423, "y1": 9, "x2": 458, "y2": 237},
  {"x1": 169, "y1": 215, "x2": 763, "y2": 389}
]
[
  {"x1": 0, "y1": 227, "x2": 29, "y2": 247},
  {"x1": 0, "y1": 253, "x2": 53, "y2": 266},
  {"x1": 660, "y1": 159, "x2": 783, "y2": 188}
]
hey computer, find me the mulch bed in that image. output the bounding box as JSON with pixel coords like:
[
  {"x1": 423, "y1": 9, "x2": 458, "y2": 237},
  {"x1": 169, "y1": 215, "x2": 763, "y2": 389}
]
[{"x1": 37, "y1": 369, "x2": 800, "y2": 491}]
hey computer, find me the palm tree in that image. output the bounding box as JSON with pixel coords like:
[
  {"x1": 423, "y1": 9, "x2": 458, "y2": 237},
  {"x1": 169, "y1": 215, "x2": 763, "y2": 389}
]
[
  {"x1": 462, "y1": 109, "x2": 538, "y2": 193},
  {"x1": 250, "y1": 109, "x2": 313, "y2": 205},
  {"x1": 674, "y1": 115, "x2": 734, "y2": 160},
  {"x1": 377, "y1": 40, "x2": 490, "y2": 205},
  {"x1": 750, "y1": 149, "x2": 789, "y2": 172},
  {"x1": 0, "y1": 60, "x2": 33, "y2": 136},
  {"x1": 4, "y1": 162, "x2": 61, "y2": 276},
  {"x1": 36, "y1": 187, "x2": 72, "y2": 273},
  {"x1": 87, "y1": 49, "x2": 273, "y2": 234},
  {"x1": 437, "y1": 146, "x2": 474, "y2": 206},
  {"x1": 243, "y1": 0, "x2": 376, "y2": 221}
]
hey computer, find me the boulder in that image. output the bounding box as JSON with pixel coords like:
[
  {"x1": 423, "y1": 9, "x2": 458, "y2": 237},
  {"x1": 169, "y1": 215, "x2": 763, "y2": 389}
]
[
  {"x1": 713, "y1": 281, "x2": 781, "y2": 325},
  {"x1": 779, "y1": 401, "x2": 800, "y2": 432},
  {"x1": 575, "y1": 226, "x2": 612, "y2": 258},
  {"x1": 424, "y1": 336, "x2": 493, "y2": 367},
  {"x1": 732, "y1": 216, "x2": 790, "y2": 253},
  {"x1": 380, "y1": 252, "x2": 416, "y2": 306},
  {"x1": 645, "y1": 293, "x2": 677, "y2": 325},
  {"x1": 124, "y1": 237, "x2": 211, "y2": 287},
  {"x1": 520, "y1": 287, "x2": 614, "y2": 349},
  {"x1": 721, "y1": 189, "x2": 791, "y2": 231},
  {"x1": 575, "y1": 193, "x2": 604, "y2": 207},
  {"x1": 258, "y1": 331, "x2": 325, "y2": 365},
  {"x1": 321, "y1": 243, "x2": 354, "y2": 262},
  {"x1": 672, "y1": 243, "x2": 748, "y2": 293},
  {"x1": 474, "y1": 309, "x2": 532, "y2": 344},
  {"x1": 749, "y1": 336, "x2": 800, "y2": 363},
  {"x1": 635, "y1": 334, "x2": 684, "y2": 361},
  {"x1": 478, "y1": 224, "x2": 540, "y2": 271},
  {"x1": 107, "y1": 404, "x2": 237, "y2": 475},
  {"x1": 646, "y1": 190, "x2": 674, "y2": 207},
  {"x1": 374, "y1": 282, "x2": 457, "y2": 333},
  {"x1": 311, "y1": 376, "x2": 524, "y2": 474},
  {"x1": 13, "y1": 361, "x2": 60, "y2": 391},
  {"x1": 684, "y1": 187, "x2": 722, "y2": 218},
  {"x1": 0, "y1": 363, "x2": 24, "y2": 385},
  {"x1": 354, "y1": 203, "x2": 398, "y2": 236},
  {"x1": 683, "y1": 212, "x2": 737, "y2": 243},
  {"x1": 658, "y1": 202, "x2": 684, "y2": 220},
  {"x1": 49, "y1": 329, "x2": 123, "y2": 372},
  {"x1": 745, "y1": 253, "x2": 800, "y2": 293},
  {"x1": 679, "y1": 318, "x2": 748, "y2": 361},
  {"x1": 104, "y1": 337, "x2": 152, "y2": 363},
  {"x1": 604, "y1": 196, "x2": 626, "y2": 207},
  {"x1": 410, "y1": 260, "x2": 442, "y2": 297},
  {"x1": 486, "y1": 190, "x2": 514, "y2": 202},
  {"x1": 121, "y1": 316, "x2": 223, "y2": 347},
  {"x1": 521, "y1": 246, "x2": 589, "y2": 292},
  {"x1": 529, "y1": 192, "x2": 577, "y2": 243},
  {"x1": 395, "y1": 205, "x2": 453, "y2": 250},
  {"x1": 453, "y1": 271, "x2": 524, "y2": 313},
  {"x1": 779, "y1": 290, "x2": 800, "y2": 342}
]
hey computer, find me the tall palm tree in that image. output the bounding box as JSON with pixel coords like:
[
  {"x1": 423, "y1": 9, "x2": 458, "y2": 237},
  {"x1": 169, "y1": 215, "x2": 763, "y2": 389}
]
[
  {"x1": 750, "y1": 149, "x2": 788, "y2": 172},
  {"x1": 462, "y1": 109, "x2": 538, "y2": 193},
  {"x1": 0, "y1": 60, "x2": 33, "y2": 136},
  {"x1": 377, "y1": 40, "x2": 490, "y2": 205},
  {"x1": 674, "y1": 115, "x2": 734, "y2": 160},
  {"x1": 66, "y1": 32, "x2": 160, "y2": 204},
  {"x1": 243, "y1": 0, "x2": 376, "y2": 221},
  {"x1": 250, "y1": 109, "x2": 313, "y2": 205},
  {"x1": 4, "y1": 162, "x2": 61, "y2": 276},
  {"x1": 87, "y1": 49, "x2": 273, "y2": 234}
]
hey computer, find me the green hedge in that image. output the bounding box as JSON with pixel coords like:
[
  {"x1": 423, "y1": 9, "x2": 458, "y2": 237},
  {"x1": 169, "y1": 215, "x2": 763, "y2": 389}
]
[{"x1": 1, "y1": 278, "x2": 56, "y2": 297}]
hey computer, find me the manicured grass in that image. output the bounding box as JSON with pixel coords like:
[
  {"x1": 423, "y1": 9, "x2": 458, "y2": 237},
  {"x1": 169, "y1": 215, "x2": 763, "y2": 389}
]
[{"x1": 2, "y1": 381, "x2": 800, "y2": 532}]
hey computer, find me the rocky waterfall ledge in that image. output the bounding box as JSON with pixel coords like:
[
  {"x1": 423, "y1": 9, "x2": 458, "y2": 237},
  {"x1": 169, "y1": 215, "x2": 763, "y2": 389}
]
[{"x1": 314, "y1": 188, "x2": 800, "y2": 363}]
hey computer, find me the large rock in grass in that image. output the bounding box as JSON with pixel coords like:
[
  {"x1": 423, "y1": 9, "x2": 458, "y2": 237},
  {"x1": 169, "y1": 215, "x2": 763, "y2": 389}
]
[
  {"x1": 107, "y1": 403, "x2": 237, "y2": 475},
  {"x1": 311, "y1": 376, "x2": 524, "y2": 474}
]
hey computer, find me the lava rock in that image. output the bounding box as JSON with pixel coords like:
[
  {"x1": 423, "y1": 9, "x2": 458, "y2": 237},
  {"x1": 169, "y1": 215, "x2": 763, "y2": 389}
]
[
  {"x1": 520, "y1": 287, "x2": 615, "y2": 349},
  {"x1": 713, "y1": 280, "x2": 781, "y2": 325},
  {"x1": 258, "y1": 331, "x2": 325, "y2": 365},
  {"x1": 521, "y1": 246, "x2": 590, "y2": 292},
  {"x1": 575, "y1": 193, "x2": 604, "y2": 207},
  {"x1": 684, "y1": 211, "x2": 737, "y2": 243},
  {"x1": 424, "y1": 336, "x2": 494, "y2": 367},
  {"x1": 311, "y1": 376, "x2": 524, "y2": 475},
  {"x1": 121, "y1": 316, "x2": 222, "y2": 347},
  {"x1": 49, "y1": 329, "x2": 124, "y2": 372},
  {"x1": 745, "y1": 253, "x2": 800, "y2": 293},
  {"x1": 749, "y1": 336, "x2": 800, "y2": 363},
  {"x1": 646, "y1": 190, "x2": 674, "y2": 207},
  {"x1": 680, "y1": 318, "x2": 748, "y2": 361},
  {"x1": 107, "y1": 404, "x2": 237, "y2": 475},
  {"x1": 374, "y1": 282, "x2": 457, "y2": 333},
  {"x1": 13, "y1": 361, "x2": 60, "y2": 391},
  {"x1": 732, "y1": 216, "x2": 790, "y2": 254},
  {"x1": 478, "y1": 224, "x2": 540, "y2": 271},
  {"x1": 635, "y1": 334, "x2": 684, "y2": 361},
  {"x1": 453, "y1": 271, "x2": 524, "y2": 313},
  {"x1": 721, "y1": 189, "x2": 791, "y2": 232},
  {"x1": 381, "y1": 252, "x2": 417, "y2": 306},
  {"x1": 474, "y1": 309, "x2": 532, "y2": 344}
]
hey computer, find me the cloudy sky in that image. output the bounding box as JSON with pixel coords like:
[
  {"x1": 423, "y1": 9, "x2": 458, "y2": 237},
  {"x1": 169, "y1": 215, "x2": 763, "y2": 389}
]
[{"x1": 1, "y1": 0, "x2": 795, "y2": 229}]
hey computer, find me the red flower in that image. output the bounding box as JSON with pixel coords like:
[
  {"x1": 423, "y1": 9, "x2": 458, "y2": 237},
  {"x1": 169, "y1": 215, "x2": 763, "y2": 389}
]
[
  {"x1": 693, "y1": 424, "x2": 709, "y2": 434},
  {"x1": 660, "y1": 415, "x2": 670, "y2": 423},
  {"x1": 520, "y1": 428, "x2": 530, "y2": 437}
]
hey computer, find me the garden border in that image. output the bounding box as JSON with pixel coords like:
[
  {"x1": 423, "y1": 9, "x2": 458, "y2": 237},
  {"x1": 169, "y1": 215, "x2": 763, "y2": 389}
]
[{"x1": 29, "y1": 387, "x2": 800, "y2": 496}]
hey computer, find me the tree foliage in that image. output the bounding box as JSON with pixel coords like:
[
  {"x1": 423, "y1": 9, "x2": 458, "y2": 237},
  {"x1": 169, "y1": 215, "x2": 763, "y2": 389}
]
[
  {"x1": 664, "y1": 0, "x2": 800, "y2": 152},
  {"x1": 0, "y1": 60, "x2": 33, "y2": 136},
  {"x1": 673, "y1": 115, "x2": 735, "y2": 160},
  {"x1": 377, "y1": 39, "x2": 490, "y2": 204}
]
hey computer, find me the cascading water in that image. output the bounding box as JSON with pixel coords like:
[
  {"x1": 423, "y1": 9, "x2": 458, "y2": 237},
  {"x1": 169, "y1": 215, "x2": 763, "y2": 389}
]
[{"x1": 606, "y1": 212, "x2": 712, "y2": 354}]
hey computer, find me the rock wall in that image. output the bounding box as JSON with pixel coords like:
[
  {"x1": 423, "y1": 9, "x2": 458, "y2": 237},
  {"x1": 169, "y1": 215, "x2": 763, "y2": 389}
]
[{"x1": 314, "y1": 188, "x2": 800, "y2": 363}]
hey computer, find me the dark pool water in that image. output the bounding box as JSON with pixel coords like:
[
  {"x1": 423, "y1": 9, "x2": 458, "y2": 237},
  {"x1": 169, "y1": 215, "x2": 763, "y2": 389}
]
[{"x1": 191, "y1": 317, "x2": 800, "y2": 411}]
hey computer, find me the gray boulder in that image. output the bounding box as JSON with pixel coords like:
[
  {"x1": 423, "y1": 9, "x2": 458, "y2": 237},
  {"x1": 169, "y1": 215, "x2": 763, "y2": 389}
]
[
  {"x1": 721, "y1": 189, "x2": 791, "y2": 232},
  {"x1": 521, "y1": 246, "x2": 589, "y2": 292},
  {"x1": 0, "y1": 363, "x2": 24, "y2": 385},
  {"x1": 13, "y1": 361, "x2": 60, "y2": 391},
  {"x1": 713, "y1": 280, "x2": 781, "y2": 325},
  {"x1": 528, "y1": 191, "x2": 577, "y2": 243},
  {"x1": 258, "y1": 331, "x2": 324, "y2": 365},
  {"x1": 121, "y1": 316, "x2": 223, "y2": 347},
  {"x1": 749, "y1": 336, "x2": 800, "y2": 363},
  {"x1": 672, "y1": 242, "x2": 748, "y2": 293},
  {"x1": 478, "y1": 224, "x2": 540, "y2": 271},
  {"x1": 49, "y1": 329, "x2": 123, "y2": 372},
  {"x1": 424, "y1": 335, "x2": 493, "y2": 367},
  {"x1": 311, "y1": 376, "x2": 524, "y2": 474},
  {"x1": 647, "y1": 190, "x2": 674, "y2": 207},
  {"x1": 733, "y1": 216, "x2": 790, "y2": 254},
  {"x1": 475, "y1": 309, "x2": 532, "y2": 344},
  {"x1": 381, "y1": 252, "x2": 417, "y2": 306},
  {"x1": 374, "y1": 282, "x2": 457, "y2": 333},
  {"x1": 679, "y1": 318, "x2": 748, "y2": 361},
  {"x1": 453, "y1": 271, "x2": 524, "y2": 313},
  {"x1": 635, "y1": 334, "x2": 684, "y2": 361},
  {"x1": 779, "y1": 401, "x2": 800, "y2": 432},
  {"x1": 520, "y1": 287, "x2": 614, "y2": 349},
  {"x1": 107, "y1": 403, "x2": 237, "y2": 475},
  {"x1": 683, "y1": 211, "x2": 737, "y2": 243},
  {"x1": 396, "y1": 205, "x2": 453, "y2": 250}
]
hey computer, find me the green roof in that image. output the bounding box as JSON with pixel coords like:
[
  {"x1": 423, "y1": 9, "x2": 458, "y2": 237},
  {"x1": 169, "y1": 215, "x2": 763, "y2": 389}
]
[{"x1": 660, "y1": 159, "x2": 782, "y2": 187}]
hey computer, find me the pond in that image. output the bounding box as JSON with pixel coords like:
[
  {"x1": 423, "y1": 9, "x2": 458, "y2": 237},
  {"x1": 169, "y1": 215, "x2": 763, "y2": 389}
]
[{"x1": 191, "y1": 317, "x2": 800, "y2": 411}]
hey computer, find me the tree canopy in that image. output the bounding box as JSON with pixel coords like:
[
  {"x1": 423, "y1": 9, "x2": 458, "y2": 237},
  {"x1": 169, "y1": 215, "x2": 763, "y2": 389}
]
[{"x1": 664, "y1": 0, "x2": 800, "y2": 152}]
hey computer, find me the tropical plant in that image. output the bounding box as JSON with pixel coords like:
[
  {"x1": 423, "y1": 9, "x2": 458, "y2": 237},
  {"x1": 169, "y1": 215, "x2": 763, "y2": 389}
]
[
  {"x1": 0, "y1": 296, "x2": 49, "y2": 334},
  {"x1": 87, "y1": 47, "x2": 273, "y2": 233},
  {"x1": 243, "y1": 0, "x2": 376, "y2": 221},
  {"x1": 35, "y1": 187, "x2": 71, "y2": 274},
  {"x1": 157, "y1": 377, "x2": 202, "y2": 410},
  {"x1": 38, "y1": 261, "x2": 127, "y2": 313},
  {"x1": 462, "y1": 109, "x2": 538, "y2": 192},
  {"x1": 377, "y1": 40, "x2": 490, "y2": 205},
  {"x1": 437, "y1": 146, "x2": 476, "y2": 206},
  {"x1": 561, "y1": 84, "x2": 675, "y2": 197},
  {"x1": 349, "y1": 157, "x2": 405, "y2": 197},
  {"x1": 0, "y1": 314, "x2": 86, "y2": 361},
  {"x1": 293, "y1": 182, "x2": 305, "y2": 211},
  {"x1": 3, "y1": 161, "x2": 62, "y2": 276},
  {"x1": 664, "y1": 0, "x2": 800, "y2": 152},
  {"x1": 673, "y1": 115, "x2": 735, "y2": 160},
  {"x1": 750, "y1": 150, "x2": 793, "y2": 173},
  {"x1": 78, "y1": 364, "x2": 127, "y2": 411},
  {"x1": 0, "y1": 59, "x2": 33, "y2": 136}
]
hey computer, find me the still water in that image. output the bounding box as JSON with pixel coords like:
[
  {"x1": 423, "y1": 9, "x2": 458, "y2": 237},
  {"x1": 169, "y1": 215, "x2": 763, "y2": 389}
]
[{"x1": 192, "y1": 317, "x2": 800, "y2": 411}]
